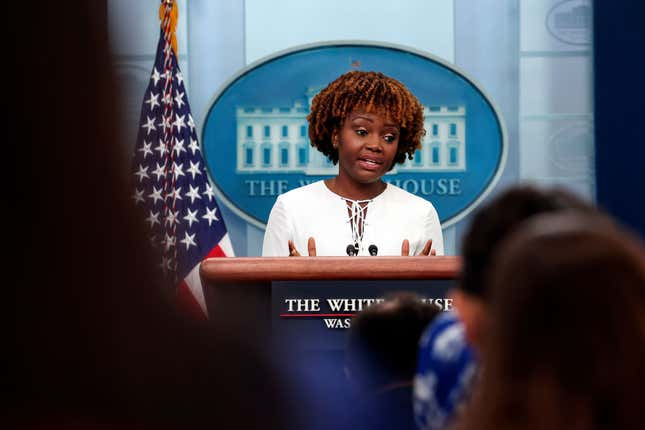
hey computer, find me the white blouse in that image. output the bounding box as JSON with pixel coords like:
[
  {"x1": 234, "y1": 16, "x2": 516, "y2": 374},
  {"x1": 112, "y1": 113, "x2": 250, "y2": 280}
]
[{"x1": 262, "y1": 181, "x2": 444, "y2": 257}]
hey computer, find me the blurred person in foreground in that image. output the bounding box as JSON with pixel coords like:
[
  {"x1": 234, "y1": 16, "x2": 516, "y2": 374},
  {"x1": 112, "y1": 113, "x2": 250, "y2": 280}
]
[
  {"x1": 457, "y1": 213, "x2": 645, "y2": 430},
  {"x1": 414, "y1": 185, "x2": 595, "y2": 430},
  {"x1": 451, "y1": 185, "x2": 595, "y2": 349},
  {"x1": 344, "y1": 292, "x2": 441, "y2": 430},
  {"x1": 10, "y1": 2, "x2": 296, "y2": 428}
]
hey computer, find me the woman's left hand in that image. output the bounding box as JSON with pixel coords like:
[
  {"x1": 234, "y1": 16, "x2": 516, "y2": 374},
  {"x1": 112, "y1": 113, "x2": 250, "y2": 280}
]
[{"x1": 401, "y1": 239, "x2": 436, "y2": 256}]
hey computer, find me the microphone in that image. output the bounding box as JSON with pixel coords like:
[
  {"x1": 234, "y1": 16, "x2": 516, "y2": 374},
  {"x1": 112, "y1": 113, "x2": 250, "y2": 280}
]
[
  {"x1": 346, "y1": 244, "x2": 357, "y2": 256},
  {"x1": 368, "y1": 244, "x2": 378, "y2": 256}
]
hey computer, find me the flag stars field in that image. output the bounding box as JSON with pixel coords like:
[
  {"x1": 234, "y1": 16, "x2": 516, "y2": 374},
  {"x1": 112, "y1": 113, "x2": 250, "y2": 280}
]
[
  {"x1": 149, "y1": 186, "x2": 164, "y2": 204},
  {"x1": 132, "y1": 189, "x2": 145, "y2": 204},
  {"x1": 165, "y1": 209, "x2": 179, "y2": 227},
  {"x1": 134, "y1": 164, "x2": 149, "y2": 182},
  {"x1": 187, "y1": 114, "x2": 196, "y2": 131},
  {"x1": 173, "y1": 138, "x2": 186, "y2": 156},
  {"x1": 187, "y1": 161, "x2": 201, "y2": 179},
  {"x1": 172, "y1": 162, "x2": 185, "y2": 179},
  {"x1": 154, "y1": 141, "x2": 167, "y2": 157},
  {"x1": 173, "y1": 113, "x2": 186, "y2": 133},
  {"x1": 184, "y1": 208, "x2": 198, "y2": 227},
  {"x1": 159, "y1": 115, "x2": 172, "y2": 132},
  {"x1": 186, "y1": 185, "x2": 201, "y2": 203},
  {"x1": 188, "y1": 138, "x2": 200, "y2": 155},
  {"x1": 203, "y1": 183, "x2": 215, "y2": 201},
  {"x1": 168, "y1": 186, "x2": 182, "y2": 202},
  {"x1": 130, "y1": 0, "x2": 233, "y2": 318},
  {"x1": 146, "y1": 211, "x2": 160, "y2": 227},
  {"x1": 145, "y1": 91, "x2": 160, "y2": 110},
  {"x1": 202, "y1": 207, "x2": 219, "y2": 226},
  {"x1": 180, "y1": 232, "x2": 197, "y2": 250},
  {"x1": 174, "y1": 91, "x2": 185, "y2": 108},
  {"x1": 175, "y1": 71, "x2": 184, "y2": 86},
  {"x1": 151, "y1": 67, "x2": 161, "y2": 86},
  {"x1": 139, "y1": 140, "x2": 153, "y2": 159},
  {"x1": 152, "y1": 164, "x2": 165, "y2": 181},
  {"x1": 142, "y1": 116, "x2": 156, "y2": 134}
]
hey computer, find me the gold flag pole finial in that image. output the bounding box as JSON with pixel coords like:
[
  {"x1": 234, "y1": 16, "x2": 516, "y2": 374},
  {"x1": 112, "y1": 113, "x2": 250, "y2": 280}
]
[{"x1": 159, "y1": 0, "x2": 179, "y2": 57}]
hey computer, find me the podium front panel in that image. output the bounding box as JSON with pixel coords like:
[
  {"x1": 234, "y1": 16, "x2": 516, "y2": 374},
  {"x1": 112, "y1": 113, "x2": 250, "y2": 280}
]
[{"x1": 272, "y1": 279, "x2": 455, "y2": 350}]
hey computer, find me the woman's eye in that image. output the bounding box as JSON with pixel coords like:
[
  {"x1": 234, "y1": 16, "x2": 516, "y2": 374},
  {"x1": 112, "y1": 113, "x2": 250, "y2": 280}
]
[
  {"x1": 383, "y1": 134, "x2": 397, "y2": 143},
  {"x1": 356, "y1": 129, "x2": 368, "y2": 136}
]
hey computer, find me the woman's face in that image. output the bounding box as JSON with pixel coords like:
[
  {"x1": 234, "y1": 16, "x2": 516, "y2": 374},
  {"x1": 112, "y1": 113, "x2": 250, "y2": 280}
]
[{"x1": 333, "y1": 110, "x2": 400, "y2": 185}]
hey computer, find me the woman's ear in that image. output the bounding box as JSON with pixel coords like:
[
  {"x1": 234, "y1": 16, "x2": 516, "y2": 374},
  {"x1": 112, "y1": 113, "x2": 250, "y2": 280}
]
[{"x1": 332, "y1": 130, "x2": 339, "y2": 148}]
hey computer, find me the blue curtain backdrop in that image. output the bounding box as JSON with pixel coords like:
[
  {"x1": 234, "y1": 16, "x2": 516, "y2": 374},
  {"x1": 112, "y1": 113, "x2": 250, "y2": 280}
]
[{"x1": 594, "y1": 2, "x2": 645, "y2": 237}]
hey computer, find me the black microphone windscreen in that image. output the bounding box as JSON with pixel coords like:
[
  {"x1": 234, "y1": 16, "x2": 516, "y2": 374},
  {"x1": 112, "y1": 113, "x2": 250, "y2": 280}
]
[
  {"x1": 346, "y1": 244, "x2": 357, "y2": 256},
  {"x1": 368, "y1": 244, "x2": 378, "y2": 256}
]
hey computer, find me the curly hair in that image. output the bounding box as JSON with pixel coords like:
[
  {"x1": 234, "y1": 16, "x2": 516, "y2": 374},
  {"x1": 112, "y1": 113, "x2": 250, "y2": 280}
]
[{"x1": 307, "y1": 70, "x2": 426, "y2": 170}]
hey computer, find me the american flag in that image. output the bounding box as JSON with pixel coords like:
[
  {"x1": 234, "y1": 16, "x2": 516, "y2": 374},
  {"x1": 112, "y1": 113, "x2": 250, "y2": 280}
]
[{"x1": 131, "y1": 0, "x2": 234, "y2": 319}]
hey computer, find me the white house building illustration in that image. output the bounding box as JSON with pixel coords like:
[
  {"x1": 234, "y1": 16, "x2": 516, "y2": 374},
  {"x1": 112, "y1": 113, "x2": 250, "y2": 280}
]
[{"x1": 236, "y1": 92, "x2": 466, "y2": 174}]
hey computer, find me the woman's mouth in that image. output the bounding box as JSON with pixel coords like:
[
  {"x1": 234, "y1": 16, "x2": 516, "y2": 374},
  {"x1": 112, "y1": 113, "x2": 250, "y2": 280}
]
[{"x1": 357, "y1": 157, "x2": 384, "y2": 171}]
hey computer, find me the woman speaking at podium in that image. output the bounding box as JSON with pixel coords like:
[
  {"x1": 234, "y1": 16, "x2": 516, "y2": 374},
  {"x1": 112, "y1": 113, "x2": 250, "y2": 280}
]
[{"x1": 262, "y1": 71, "x2": 444, "y2": 257}]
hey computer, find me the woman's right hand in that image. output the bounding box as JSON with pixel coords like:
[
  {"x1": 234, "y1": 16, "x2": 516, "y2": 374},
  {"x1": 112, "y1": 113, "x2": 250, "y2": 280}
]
[{"x1": 288, "y1": 237, "x2": 317, "y2": 256}]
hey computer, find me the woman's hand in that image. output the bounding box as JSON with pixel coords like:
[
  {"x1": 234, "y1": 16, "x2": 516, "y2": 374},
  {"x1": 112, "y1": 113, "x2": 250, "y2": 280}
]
[
  {"x1": 401, "y1": 239, "x2": 436, "y2": 256},
  {"x1": 288, "y1": 237, "x2": 317, "y2": 256}
]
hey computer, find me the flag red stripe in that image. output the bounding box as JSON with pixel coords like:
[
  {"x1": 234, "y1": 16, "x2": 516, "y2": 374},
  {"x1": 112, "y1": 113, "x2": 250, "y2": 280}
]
[{"x1": 205, "y1": 244, "x2": 226, "y2": 259}]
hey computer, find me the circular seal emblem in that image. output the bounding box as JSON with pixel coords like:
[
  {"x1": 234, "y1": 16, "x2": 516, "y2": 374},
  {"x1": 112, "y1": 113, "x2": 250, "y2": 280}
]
[
  {"x1": 546, "y1": 0, "x2": 592, "y2": 46},
  {"x1": 549, "y1": 122, "x2": 594, "y2": 175},
  {"x1": 202, "y1": 42, "x2": 506, "y2": 228}
]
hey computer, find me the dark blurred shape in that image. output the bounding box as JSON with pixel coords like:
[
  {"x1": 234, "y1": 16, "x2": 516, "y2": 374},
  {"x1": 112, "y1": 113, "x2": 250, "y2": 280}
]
[
  {"x1": 414, "y1": 185, "x2": 597, "y2": 430},
  {"x1": 9, "y1": 2, "x2": 295, "y2": 428},
  {"x1": 344, "y1": 292, "x2": 441, "y2": 430},
  {"x1": 459, "y1": 185, "x2": 593, "y2": 300},
  {"x1": 458, "y1": 213, "x2": 645, "y2": 430},
  {"x1": 454, "y1": 185, "x2": 595, "y2": 348}
]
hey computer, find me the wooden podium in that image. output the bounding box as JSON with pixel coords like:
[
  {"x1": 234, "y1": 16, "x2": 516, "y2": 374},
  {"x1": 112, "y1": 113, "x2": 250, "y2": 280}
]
[
  {"x1": 200, "y1": 256, "x2": 461, "y2": 349},
  {"x1": 200, "y1": 256, "x2": 461, "y2": 283}
]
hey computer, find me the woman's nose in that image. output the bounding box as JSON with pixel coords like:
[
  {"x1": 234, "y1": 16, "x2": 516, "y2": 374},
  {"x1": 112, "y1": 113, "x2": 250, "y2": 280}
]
[{"x1": 364, "y1": 135, "x2": 382, "y2": 151}]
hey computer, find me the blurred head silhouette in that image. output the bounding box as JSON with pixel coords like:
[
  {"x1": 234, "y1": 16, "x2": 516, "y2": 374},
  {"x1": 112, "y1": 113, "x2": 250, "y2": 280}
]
[
  {"x1": 344, "y1": 292, "x2": 441, "y2": 430},
  {"x1": 345, "y1": 292, "x2": 441, "y2": 393},
  {"x1": 459, "y1": 213, "x2": 645, "y2": 430},
  {"x1": 452, "y1": 185, "x2": 594, "y2": 349}
]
